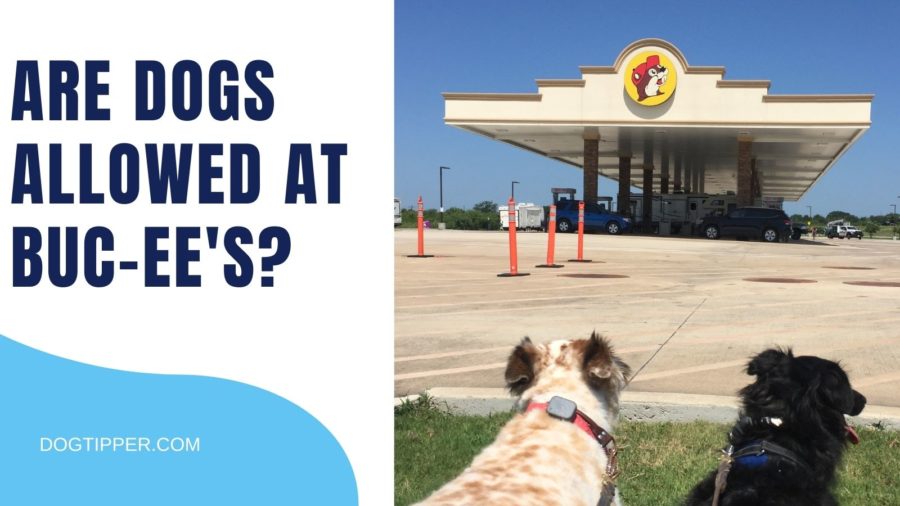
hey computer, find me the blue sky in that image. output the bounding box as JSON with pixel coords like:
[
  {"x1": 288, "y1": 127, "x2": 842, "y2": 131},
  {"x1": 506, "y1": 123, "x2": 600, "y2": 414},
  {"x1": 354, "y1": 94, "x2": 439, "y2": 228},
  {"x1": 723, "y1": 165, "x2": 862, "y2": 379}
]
[{"x1": 395, "y1": 1, "x2": 900, "y2": 218}]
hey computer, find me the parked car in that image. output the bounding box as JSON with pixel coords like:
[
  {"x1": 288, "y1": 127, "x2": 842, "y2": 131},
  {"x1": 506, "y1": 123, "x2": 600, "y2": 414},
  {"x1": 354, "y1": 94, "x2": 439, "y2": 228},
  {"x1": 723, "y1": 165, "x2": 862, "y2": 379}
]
[
  {"x1": 555, "y1": 199, "x2": 632, "y2": 234},
  {"x1": 791, "y1": 222, "x2": 809, "y2": 240},
  {"x1": 699, "y1": 207, "x2": 792, "y2": 242}
]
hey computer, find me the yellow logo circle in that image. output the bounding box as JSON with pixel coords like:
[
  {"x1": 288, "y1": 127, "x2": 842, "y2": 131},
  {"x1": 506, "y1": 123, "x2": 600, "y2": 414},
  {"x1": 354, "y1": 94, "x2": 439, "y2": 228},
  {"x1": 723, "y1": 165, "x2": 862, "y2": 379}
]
[{"x1": 624, "y1": 51, "x2": 677, "y2": 106}]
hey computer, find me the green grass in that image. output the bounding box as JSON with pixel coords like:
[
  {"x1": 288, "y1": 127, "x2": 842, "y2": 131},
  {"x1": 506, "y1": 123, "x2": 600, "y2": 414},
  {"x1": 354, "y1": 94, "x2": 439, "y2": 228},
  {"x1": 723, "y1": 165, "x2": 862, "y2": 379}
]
[{"x1": 395, "y1": 396, "x2": 900, "y2": 505}]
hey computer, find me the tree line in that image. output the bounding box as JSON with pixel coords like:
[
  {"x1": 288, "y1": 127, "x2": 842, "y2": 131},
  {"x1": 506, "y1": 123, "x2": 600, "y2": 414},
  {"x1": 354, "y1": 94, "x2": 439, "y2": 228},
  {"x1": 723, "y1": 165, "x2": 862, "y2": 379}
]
[
  {"x1": 399, "y1": 202, "x2": 899, "y2": 237},
  {"x1": 398, "y1": 201, "x2": 501, "y2": 230},
  {"x1": 788, "y1": 210, "x2": 897, "y2": 227}
]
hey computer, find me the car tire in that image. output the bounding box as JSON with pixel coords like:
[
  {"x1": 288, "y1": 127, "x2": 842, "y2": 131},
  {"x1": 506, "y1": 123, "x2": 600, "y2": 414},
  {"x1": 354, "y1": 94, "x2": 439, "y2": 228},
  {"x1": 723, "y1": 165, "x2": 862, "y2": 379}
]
[
  {"x1": 763, "y1": 228, "x2": 779, "y2": 243},
  {"x1": 792, "y1": 230, "x2": 801, "y2": 240},
  {"x1": 704, "y1": 225, "x2": 720, "y2": 240},
  {"x1": 557, "y1": 218, "x2": 573, "y2": 233},
  {"x1": 606, "y1": 221, "x2": 620, "y2": 235}
]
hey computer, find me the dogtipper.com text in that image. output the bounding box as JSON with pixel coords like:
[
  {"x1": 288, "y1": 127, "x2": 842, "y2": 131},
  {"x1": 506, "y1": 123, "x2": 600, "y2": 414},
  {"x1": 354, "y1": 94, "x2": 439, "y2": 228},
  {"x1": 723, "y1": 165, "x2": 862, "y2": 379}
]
[{"x1": 40, "y1": 435, "x2": 201, "y2": 453}]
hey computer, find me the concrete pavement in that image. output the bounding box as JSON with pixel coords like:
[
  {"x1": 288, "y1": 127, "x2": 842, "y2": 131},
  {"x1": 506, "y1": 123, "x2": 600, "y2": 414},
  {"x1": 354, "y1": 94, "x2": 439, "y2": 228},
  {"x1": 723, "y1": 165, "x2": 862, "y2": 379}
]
[{"x1": 395, "y1": 228, "x2": 900, "y2": 417}]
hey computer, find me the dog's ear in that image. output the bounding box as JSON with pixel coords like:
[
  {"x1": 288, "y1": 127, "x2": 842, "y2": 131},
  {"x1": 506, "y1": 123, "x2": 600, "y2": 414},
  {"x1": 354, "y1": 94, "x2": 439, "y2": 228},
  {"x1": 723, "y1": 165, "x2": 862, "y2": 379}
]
[
  {"x1": 582, "y1": 332, "x2": 629, "y2": 386},
  {"x1": 746, "y1": 348, "x2": 793, "y2": 377},
  {"x1": 614, "y1": 356, "x2": 632, "y2": 384},
  {"x1": 505, "y1": 337, "x2": 537, "y2": 395}
]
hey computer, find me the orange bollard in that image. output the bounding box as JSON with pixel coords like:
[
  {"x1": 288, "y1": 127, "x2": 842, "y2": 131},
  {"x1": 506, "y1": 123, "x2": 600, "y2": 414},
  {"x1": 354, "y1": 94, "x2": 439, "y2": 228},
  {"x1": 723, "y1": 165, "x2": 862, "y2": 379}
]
[
  {"x1": 407, "y1": 195, "x2": 434, "y2": 258},
  {"x1": 498, "y1": 197, "x2": 530, "y2": 277},
  {"x1": 536, "y1": 204, "x2": 563, "y2": 268},
  {"x1": 568, "y1": 200, "x2": 592, "y2": 263}
]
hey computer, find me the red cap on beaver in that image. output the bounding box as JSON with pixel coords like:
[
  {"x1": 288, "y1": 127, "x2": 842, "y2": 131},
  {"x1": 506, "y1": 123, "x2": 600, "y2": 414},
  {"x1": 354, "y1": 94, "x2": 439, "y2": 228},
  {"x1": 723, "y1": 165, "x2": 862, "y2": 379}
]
[{"x1": 631, "y1": 55, "x2": 661, "y2": 86}]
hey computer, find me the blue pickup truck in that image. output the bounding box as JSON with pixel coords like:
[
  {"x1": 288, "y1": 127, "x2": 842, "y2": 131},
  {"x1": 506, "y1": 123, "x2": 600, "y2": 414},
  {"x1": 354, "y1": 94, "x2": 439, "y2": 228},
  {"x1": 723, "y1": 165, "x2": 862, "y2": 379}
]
[{"x1": 555, "y1": 198, "x2": 632, "y2": 235}]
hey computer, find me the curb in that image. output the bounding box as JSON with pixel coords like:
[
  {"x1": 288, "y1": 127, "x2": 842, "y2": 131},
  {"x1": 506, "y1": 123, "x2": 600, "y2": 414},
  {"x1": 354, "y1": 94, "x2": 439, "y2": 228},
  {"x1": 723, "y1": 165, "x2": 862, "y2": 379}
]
[{"x1": 394, "y1": 387, "x2": 900, "y2": 430}]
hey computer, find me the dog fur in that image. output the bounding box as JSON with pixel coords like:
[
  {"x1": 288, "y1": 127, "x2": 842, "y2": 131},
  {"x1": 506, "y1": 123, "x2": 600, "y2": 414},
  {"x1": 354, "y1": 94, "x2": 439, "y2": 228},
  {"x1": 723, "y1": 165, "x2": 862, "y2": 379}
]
[
  {"x1": 684, "y1": 348, "x2": 866, "y2": 506},
  {"x1": 414, "y1": 332, "x2": 631, "y2": 506}
]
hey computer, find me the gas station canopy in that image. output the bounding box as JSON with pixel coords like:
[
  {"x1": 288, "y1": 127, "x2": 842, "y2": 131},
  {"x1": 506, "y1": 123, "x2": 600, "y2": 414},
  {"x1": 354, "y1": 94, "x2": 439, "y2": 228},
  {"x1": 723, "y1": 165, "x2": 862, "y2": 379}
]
[{"x1": 443, "y1": 39, "x2": 872, "y2": 204}]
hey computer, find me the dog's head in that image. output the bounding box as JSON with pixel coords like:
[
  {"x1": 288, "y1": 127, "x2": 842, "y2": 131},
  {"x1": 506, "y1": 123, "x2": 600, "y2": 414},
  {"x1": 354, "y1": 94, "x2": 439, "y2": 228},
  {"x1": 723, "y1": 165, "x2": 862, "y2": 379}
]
[
  {"x1": 741, "y1": 348, "x2": 866, "y2": 443},
  {"x1": 504, "y1": 332, "x2": 631, "y2": 410}
]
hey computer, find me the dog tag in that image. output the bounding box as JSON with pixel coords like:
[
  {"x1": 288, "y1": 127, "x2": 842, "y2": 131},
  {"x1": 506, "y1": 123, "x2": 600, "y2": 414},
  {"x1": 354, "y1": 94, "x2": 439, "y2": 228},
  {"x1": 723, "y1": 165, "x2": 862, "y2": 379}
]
[{"x1": 546, "y1": 396, "x2": 577, "y2": 422}]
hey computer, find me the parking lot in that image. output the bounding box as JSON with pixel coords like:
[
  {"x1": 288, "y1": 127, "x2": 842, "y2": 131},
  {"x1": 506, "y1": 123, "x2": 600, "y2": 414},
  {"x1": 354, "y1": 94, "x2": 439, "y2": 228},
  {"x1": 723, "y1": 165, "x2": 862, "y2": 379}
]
[{"x1": 395, "y1": 229, "x2": 900, "y2": 408}]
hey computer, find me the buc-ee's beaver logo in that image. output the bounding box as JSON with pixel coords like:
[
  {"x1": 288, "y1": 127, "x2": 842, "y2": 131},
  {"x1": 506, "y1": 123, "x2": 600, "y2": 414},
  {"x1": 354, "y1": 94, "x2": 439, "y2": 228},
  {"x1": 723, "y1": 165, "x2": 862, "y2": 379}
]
[{"x1": 624, "y1": 52, "x2": 676, "y2": 106}]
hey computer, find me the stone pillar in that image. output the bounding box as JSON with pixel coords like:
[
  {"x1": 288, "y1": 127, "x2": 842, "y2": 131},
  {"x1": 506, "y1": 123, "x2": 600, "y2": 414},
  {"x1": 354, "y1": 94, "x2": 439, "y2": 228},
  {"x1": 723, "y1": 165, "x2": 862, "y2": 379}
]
[
  {"x1": 642, "y1": 138, "x2": 654, "y2": 233},
  {"x1": 751, "y1": 158, "x2": 761, "y2": 199},
  {"x1": 660, "y1": 149, "x2": 670, "y2": 195},
  {"x1": 750, "y1": 160, "x2": 756, "y2": 198},
  {"x1": 737, "y1": 138, "x2": 753, "y2": 207},
  {"x1": 643, "y1": 167, "x2": 654, "y2": 232},
  {"x1": 583, "y1": 131, "x2": 599, "y2": 204},
  {"x1": 674, "y1": 153, "x2": 682, "y2": 192},
  {"x1": 691, "y1": 163, "x2": 702, "y2": 193},
  {"x1": 618, "y1": 156, "x2": 631, "y2": 217},
  {"x1": 684, "y1": 161, "x2": 692, "y2": 193},
  {"x1": 699, "y1": 165, "x2": 706, "y2": 194},
  {"x1": 756, "y1": 169, "x2": 763, "y2": 198}
]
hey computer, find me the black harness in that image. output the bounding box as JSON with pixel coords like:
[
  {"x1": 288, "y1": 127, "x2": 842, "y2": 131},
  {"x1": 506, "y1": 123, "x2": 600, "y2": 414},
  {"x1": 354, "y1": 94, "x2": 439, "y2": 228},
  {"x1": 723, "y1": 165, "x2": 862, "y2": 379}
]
[
  {"x1": 729, "y1": 439, "x2": 808, "y2": 470},
  {"x1": 711, "y1": 417, "x2": 812, "y2": 506}
]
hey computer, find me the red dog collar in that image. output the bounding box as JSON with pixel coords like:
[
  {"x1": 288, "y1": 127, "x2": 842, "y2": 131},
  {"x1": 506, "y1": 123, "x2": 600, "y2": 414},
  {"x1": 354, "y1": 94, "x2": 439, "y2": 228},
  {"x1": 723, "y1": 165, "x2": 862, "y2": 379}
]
[{"x1": 526, "y1": 396, "x2": 619, "y2": 479}]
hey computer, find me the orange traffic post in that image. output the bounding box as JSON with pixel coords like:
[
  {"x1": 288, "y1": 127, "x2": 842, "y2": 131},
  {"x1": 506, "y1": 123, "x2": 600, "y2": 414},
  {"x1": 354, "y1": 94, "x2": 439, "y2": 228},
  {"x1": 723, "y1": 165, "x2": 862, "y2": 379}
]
[
  {"x1": 568, "y1": 200, "x2": 592, "y2": 263},
  {"x1": 536, "y1": 204, "x2": 563, "y2": 268},
  {"x1": 407, "y1": 195, "x2": 434, "y2": 258},
  {"x1": 498, "y1": 197, "x2": 530, "y2": 277}
]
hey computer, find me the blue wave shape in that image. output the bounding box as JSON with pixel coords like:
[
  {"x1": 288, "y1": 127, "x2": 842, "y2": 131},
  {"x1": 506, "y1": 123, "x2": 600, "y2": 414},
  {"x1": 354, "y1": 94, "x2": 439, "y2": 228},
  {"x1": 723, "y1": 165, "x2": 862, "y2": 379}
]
[{"x1": 0, "y1": 335, "x2": 357, "y2": 505}]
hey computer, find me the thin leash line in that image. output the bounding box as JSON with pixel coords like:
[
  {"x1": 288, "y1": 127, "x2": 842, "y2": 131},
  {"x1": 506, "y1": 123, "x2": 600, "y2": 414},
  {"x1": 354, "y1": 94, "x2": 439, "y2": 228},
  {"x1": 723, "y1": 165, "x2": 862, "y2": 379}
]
[{"x1": 627, "y1": 297, "x2": 708, "y2": 386}]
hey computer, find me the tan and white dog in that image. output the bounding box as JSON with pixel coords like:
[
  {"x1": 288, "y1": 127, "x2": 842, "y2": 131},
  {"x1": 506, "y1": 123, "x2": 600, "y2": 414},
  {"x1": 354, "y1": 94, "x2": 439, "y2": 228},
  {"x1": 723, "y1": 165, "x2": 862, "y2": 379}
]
[{"x1": 414, "y1": 332, "x2": 631, "y2": 506}]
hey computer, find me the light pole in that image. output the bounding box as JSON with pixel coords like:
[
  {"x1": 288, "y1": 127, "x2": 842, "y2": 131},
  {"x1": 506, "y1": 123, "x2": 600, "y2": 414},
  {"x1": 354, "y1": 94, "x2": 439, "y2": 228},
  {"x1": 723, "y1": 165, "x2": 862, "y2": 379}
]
[
  {"x1": 439, "y1": 166, "x2": 450, "y2": 229},
  {"x1": 511, "y1": 181, "x2": 519, "y2": 201},
  {"x1": 891, "y1": 204, "x2": 897, "y2": 224},
  {"x1": 806, "y1": 205, "x2": 812, "y2": 222}
]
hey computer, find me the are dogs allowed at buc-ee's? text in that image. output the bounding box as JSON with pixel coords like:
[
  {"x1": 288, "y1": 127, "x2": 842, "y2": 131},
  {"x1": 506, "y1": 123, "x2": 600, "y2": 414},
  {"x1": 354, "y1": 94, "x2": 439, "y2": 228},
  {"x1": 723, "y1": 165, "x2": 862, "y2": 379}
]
[{"x1": 7, "y1": 59, "x2": 348, "y2": 288}]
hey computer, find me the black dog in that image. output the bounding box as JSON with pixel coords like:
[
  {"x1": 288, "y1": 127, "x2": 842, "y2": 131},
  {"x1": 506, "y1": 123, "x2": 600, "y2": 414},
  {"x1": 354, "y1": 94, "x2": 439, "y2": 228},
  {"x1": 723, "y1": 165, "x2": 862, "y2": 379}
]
[{"x1": 685, "y1": 348, "x2": 866, "y2": 506}]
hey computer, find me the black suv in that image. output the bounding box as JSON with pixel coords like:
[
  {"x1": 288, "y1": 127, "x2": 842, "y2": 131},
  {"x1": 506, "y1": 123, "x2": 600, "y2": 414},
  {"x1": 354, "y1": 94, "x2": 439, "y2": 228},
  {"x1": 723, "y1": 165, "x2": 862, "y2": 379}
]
[{"x1": 700, "y1": 207, "x2": 792, "y2": 242}]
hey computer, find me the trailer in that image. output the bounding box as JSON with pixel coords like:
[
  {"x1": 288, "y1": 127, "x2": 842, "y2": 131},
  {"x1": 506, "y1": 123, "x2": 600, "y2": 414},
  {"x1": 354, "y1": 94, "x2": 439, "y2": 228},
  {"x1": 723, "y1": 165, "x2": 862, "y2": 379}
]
[
  {"x1": 519, "y1": 204, "x2": 544, "y2": 229},
  {"x1": 499, "y1": 202, "x2": 545, "y2": 230}
]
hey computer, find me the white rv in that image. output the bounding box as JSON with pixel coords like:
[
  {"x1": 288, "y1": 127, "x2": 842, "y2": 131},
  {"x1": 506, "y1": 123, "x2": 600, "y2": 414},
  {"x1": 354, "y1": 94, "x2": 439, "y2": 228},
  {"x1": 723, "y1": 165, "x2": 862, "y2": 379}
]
[{"x1": 629, "y1": 193, "x2": 735, "y2": 235}]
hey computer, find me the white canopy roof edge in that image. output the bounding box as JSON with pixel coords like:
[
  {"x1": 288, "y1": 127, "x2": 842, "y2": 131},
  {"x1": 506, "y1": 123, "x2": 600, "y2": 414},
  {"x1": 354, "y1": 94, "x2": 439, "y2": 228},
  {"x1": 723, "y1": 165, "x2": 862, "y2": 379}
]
[{"x1": 443, "y1": 38, "x2": 873, "y2": 201}]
